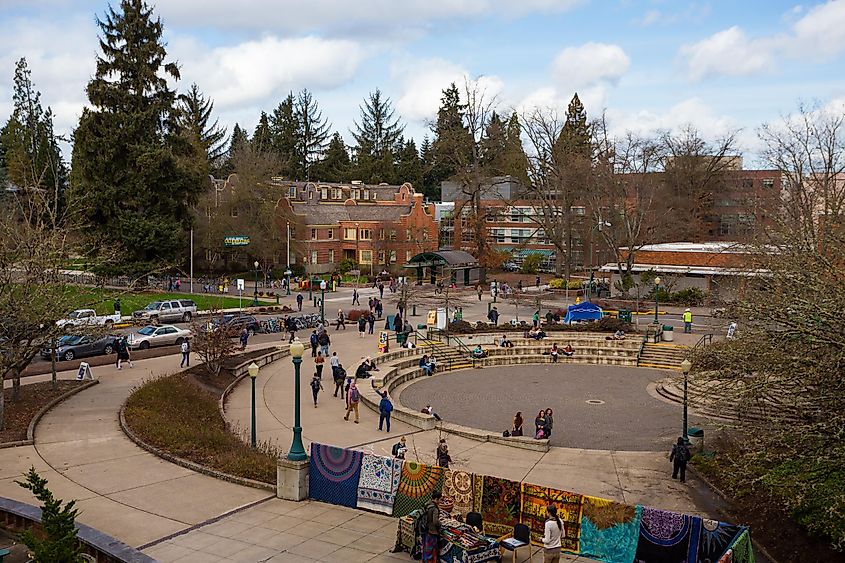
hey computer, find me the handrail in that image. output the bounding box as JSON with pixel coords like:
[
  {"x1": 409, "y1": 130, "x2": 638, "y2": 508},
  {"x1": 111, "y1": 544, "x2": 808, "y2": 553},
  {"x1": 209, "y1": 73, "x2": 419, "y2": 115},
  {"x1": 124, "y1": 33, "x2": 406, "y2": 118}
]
[
  {"x1": 690, "y1": 333, "x2": 713, "y2": 355},
  {"x1": 637, "y1": 326, "x2": 651, "y2": 364}
]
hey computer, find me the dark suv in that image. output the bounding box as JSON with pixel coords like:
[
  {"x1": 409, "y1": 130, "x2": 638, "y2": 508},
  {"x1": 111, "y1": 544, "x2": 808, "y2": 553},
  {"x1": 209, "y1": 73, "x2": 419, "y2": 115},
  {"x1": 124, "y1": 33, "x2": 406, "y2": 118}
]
[{"x1": 209, "y1": 314, "x2": 260, "y2": 337}]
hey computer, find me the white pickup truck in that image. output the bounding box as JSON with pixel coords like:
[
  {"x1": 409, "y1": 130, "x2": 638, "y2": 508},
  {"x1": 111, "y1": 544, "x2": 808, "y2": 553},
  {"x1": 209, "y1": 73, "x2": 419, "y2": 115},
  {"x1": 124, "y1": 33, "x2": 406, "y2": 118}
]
[{"x1": 56, "y1": 309, "x2": 122, "y2": 328}]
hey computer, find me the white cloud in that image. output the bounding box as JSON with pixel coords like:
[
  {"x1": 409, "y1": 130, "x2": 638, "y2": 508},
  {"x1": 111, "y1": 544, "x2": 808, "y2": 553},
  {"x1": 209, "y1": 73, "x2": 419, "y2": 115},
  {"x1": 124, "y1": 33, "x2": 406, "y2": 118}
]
[
  {"x1": 680, "y1": 26, "x2": 774, "y2": 81},
  {"x1": 606, "y1": 98, "x2": 736, "y2": 139},
  {"x1": 633, "y1": 3, "x2": 711, "y2": 27},
  {"x1": 552, "y1": 42, "x2": 630, "y2": 89},
  {"x1": 680, "y1": 0, "x2": 845, "y2": 81},
  {"x1": 171, "y1": 35, "x2": 367, "y2": 110}
]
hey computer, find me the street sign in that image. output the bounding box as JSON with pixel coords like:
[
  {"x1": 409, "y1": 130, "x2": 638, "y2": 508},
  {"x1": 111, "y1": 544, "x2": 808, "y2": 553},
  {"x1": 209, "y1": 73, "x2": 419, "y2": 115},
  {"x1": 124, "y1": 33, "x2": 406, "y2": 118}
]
[
  {"x1": 236, "y1": 279, "x2": 245, "y2": 291},
  {"x1": 224, "y1": 235, "x2": 250, "y2": 247}
]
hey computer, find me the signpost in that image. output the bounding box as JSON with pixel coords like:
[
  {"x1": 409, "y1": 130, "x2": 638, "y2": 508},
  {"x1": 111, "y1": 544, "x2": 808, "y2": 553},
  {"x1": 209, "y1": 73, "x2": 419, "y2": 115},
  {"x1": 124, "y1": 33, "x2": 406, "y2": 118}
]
[
  {"x1": 224, "y1": 235, "x2": 250, "y2": 248},
  {"x1": 237, "y1": 278, "x2": 245, "y2": 310}
]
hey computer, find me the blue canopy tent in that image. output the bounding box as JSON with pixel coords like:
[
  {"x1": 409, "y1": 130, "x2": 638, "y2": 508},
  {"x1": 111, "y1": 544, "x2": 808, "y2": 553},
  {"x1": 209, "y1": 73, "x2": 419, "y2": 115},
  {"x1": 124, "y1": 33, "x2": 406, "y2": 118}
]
[{"x1": 563, "y1": 302, "x2": 603, "y2": 324}]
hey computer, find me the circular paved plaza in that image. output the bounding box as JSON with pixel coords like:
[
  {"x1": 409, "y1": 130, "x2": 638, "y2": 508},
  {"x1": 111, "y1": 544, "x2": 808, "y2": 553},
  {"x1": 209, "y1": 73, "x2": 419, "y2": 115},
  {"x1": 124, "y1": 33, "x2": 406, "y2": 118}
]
[{"x1": 400, "y1": 364, "x2": 685, "y2": 451}]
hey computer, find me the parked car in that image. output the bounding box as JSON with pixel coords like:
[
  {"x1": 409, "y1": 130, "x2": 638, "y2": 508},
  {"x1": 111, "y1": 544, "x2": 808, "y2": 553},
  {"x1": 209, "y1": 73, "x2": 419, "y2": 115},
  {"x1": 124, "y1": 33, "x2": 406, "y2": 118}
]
[
  {"x1": 206, "y1": 314, "x2": 260, "y2": 337},
  {"x1": 128, "y1": 325, "x2": 192, "y2": 350},
  {"x1": 41, "y1": 334, "x2": 118, "y2": 362},
  {"x1": 56, "y1": 309, "x2": 121, "y2": 329},
  {"x1": 502, "y1": 261, "x2": 519, "y2": 272},
  {"x1": 132, "y1": 300, "x2": 197, "y2": 324}
]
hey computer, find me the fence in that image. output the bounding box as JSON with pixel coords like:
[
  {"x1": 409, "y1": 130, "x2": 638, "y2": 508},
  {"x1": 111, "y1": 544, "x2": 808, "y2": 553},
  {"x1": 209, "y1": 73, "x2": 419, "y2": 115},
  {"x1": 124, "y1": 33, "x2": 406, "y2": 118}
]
[{"x1": 307, "y1": 442, "x2": 754, "y2": 563}]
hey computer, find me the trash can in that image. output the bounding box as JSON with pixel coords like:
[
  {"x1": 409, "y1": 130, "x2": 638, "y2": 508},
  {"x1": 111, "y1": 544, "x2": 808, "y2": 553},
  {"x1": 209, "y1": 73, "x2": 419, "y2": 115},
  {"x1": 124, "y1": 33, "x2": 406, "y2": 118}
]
[
  {"x1": 396, "y1": 332, "x2": 407, "y2": 346},
  {"x1": 618, "y1": 309, "x2": 632, "y2": 323},
  {"x1": 662, "y1": 324, "x2": 674, "y2": 342},
  {"x1": 688, "y1": 427, "x2": 704, "y2": 453}
]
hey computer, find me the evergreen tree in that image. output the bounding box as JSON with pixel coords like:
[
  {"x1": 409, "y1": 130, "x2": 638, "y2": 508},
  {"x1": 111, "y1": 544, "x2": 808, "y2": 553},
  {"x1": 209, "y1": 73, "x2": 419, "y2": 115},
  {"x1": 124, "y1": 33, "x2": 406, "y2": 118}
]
[
  {"x1": 504, "y1": 112, "x2": 529, "y2": 184},
  {"x1": 229, "y1": 124, "x2": 249, "y2": 157},
  {"x1": 269, "y1": 93, "x2": 297, "y2": 177},
  {"x1": 252, "y1": 111, "x2": 272, "y2": 154},
  {"x1": 177, "y1": 83, "x2": 227, "y2": 170},
  {"x1": 351, "y1": 89, "x2": 405, "y2": 182},
  {"x1": 395, "y1": 138, "x2": 423, "y2": 190},
  {"x1": 555, "y1": 93, "x2": 591, "y2": 158},
  {"x1": 0, "y1": 58, "x2": 66, "y2": 212},
  {"x1": 419, "y1": 135, "x2": 439, "y2": 201},
  {"x1": 70, "y1": 0, "x2": 205, "y2": 270},
  {"x1": 480, "y1": 111, "x2": 507, "y2": 172},
  {"x1": 294, "y1": 89, "x2": 330, "y2": 180},
  {"x1": 310, "y1": 132, "x2": 350, "y2": 182},
  {"x1": 430, "y1": 83, "x2": 473, "y2": 186},
  {"x1": 216, "y1": 123, "x2": 248, "y2": 177}
]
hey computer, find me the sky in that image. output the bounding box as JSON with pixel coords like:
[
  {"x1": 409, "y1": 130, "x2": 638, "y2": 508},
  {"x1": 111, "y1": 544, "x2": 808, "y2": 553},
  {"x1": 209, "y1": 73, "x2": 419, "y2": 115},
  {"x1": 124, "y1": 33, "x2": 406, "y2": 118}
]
[{"x1": 1, "y1": 0, "x2": 844, "y2": 167}]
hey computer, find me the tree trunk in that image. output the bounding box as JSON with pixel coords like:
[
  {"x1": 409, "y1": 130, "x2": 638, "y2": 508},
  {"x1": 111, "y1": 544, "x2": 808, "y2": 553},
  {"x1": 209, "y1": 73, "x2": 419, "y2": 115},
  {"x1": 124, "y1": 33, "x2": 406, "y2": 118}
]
[
  {"x1": 0, "y1": 377, "x2": 5, "y2": 431},
  {"x1": 12, "y1": 369, "x2": 20, "y2": 402},
  {"x1": 51, "y1": 339, "x2": 58, "y2": 392}
]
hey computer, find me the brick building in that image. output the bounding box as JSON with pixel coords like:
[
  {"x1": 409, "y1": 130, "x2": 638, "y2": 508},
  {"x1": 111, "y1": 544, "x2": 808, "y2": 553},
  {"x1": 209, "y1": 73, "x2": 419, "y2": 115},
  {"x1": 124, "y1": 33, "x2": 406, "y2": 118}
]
[{"x1": 276, "y1": 181, "x2": 439, "y2": 275}]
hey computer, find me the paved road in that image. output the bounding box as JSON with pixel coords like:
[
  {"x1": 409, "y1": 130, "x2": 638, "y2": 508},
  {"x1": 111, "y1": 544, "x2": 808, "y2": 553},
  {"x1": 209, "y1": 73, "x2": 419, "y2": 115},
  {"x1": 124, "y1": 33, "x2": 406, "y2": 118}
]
[{"x1": 400, "y1": 364, "x2": 691, "y2": 451}]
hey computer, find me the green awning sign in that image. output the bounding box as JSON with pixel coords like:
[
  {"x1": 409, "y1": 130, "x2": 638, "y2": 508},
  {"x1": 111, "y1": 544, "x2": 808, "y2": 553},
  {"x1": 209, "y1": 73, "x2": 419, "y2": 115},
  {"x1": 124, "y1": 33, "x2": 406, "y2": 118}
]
[{"x1": 224, "y1": 235, "x2": 250, "y2": 247}]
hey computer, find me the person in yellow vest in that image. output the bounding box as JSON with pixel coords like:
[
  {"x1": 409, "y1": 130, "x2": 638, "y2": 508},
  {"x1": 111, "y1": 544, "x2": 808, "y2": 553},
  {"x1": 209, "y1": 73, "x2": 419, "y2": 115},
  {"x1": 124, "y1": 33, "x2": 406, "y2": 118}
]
[{"x1": 683, "y1": 308, "x2": 693, "y2": 333}]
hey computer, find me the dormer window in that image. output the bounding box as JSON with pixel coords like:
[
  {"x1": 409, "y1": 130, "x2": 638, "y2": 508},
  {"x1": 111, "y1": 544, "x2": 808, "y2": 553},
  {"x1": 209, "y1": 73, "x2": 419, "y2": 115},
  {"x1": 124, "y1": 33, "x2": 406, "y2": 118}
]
[{"x1": 289, "y1": 186, "x2": 296, "y2": 197}]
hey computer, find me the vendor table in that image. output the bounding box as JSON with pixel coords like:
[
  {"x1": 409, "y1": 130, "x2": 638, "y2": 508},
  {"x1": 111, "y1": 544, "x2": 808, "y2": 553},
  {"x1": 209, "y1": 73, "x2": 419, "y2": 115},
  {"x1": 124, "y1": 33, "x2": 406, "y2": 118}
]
[{"x1": 397, "y1": 513, "x2": 501, "y2": 563}]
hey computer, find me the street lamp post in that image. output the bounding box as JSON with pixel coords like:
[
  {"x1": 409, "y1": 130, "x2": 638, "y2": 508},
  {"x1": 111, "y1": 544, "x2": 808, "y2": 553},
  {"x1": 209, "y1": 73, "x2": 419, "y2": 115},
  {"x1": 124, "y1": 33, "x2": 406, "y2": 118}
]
[
  {"x1": 680, "y1": 358, "x2": 692, "y2": 443},
  {"x1": 653, "y1": 276, "x2": 662, "y2": 324},
  {"x1": 285, "y1": 269, "x2": 292, "y2": 296},
  {"x1": 320, "y1": 280, "x2": 327, "y2": 325},
  {"x1": 287, "y1": 339, "x2": 307, "y2": 461},
  {"x1": 252, "y1": 260, "x2": 260, "y2": 307},
  {"x1": 492, "y1": 279, "x2": 498, "y2": 303},
  {"x1": 248, "y1": 362, "x2": 259, "y2": 447}
]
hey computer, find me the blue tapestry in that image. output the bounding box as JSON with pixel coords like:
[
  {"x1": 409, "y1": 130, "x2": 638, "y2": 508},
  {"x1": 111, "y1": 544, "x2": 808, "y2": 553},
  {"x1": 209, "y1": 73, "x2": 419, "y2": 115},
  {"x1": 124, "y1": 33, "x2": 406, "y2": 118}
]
[
  {"x1": 634, "y1": 507, "x2": 697, "y2": 563},
  {"x1": 308, "y1": 443, "x2": 363, "y2": 508},
  {"x1": 580, "y1": 497, "x2": 642, "y2": 563},
  {"x1": 697, "y1": 518, "x2": 744, "y2": 562}
]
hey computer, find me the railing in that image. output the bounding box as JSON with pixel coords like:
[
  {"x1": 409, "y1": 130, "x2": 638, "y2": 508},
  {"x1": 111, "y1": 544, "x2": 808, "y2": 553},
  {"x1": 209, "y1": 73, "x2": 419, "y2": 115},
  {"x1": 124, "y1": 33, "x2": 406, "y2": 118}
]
[
  {"x1": 689, "y1": 333, "x2": 713, "y2": 357},
  {"x1": 638, "y1": 325, "x2": 658, "y2": 364}
]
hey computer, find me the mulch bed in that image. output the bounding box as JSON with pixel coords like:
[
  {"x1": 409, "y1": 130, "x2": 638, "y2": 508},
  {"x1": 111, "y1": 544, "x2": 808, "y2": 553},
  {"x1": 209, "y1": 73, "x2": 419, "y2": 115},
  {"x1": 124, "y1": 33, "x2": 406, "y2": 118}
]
[{"x1": 1, "y1": 380, "x2": 85, "y2": 444}]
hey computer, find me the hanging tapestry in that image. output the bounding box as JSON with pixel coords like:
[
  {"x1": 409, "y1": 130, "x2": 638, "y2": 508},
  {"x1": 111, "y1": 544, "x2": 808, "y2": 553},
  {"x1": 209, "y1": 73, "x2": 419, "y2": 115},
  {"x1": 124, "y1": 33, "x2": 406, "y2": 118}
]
[
  {"x1": 393, "y1": 461, "x2": 445, "y2": 517},
  {"x1": 696, "y1": 518, "x2": 744, "y2": 562},
  {"x1": 520, "y1": 483, "x2": 584, "y2": 553},
  {"x1": 308, "y1": 443, "x2": 363, "y2": 508},
  {"x1": 442, "y1": 469, "x2": 476, "y2": 518},
  {"x1": 728, "y1": 529, "x2": 755, "y2": 563},
  {"x1": 579, "y1": 496, "x2": 642, "y2": 563},
  {"x1": 476, "y1": 475, "x2": 522, "y2": 538},
  {"x1": 357, "y1": 453, "x2": 402, "y2": 514},
  {"x1": 634, "y1": 506, "x2": 697, "y2": 563}
]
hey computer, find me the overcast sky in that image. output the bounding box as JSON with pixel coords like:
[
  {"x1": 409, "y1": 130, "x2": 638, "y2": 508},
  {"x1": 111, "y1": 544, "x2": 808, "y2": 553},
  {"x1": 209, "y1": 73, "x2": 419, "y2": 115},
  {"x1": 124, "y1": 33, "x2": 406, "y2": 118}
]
[{"x1": 2, "y1": 0, "x2": 844, "y2": 165}]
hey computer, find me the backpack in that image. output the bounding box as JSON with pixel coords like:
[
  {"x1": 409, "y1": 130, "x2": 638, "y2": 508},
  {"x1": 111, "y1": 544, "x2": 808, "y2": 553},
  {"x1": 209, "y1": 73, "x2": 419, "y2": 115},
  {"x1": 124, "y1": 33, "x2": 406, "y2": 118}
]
[
  {"x1": 349, "y1": 387, "x2": 360, "y2": 403},
  {"x1": 310, "y1": 379, "x2": 320, "y2": 391},
  {"x1": 180, "y1": 341, "x2": 189, "y2": 353},
  {"x1": 381, "y1": 399, "x2": 393, "y2": 413},
  {"x1": 674, "y1": 444, "x2": 690, "y2": 463},
  {"x1": 502, "y1": 430, "x2": 510, "y2": 438},
  {"x1": 416, "y1": 506, "x2": 430, "y2": 538},
  {"x1": 310, "y1": 333, "x2": 317, "y2": 345}
]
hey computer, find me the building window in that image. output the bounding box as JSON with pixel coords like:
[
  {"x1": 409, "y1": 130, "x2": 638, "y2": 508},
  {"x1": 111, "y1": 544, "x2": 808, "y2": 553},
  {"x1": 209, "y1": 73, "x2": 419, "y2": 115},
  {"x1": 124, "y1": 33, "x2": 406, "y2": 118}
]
[
  {"x1": 389, "y1": 229, "x2": 397, "y2": 241},
  {"x1": 363, "y1": 189, "x2": 369, "y2": 200},
  {"x1": 332, "y1": 188, "x2": 342, "y2": 200},
  {"x1": 406, "y1": 229, "x2": 412, "y2": 241},
  {"x1": 406, "y1": 250, "x2": 412, "y2": 262},
  {"x1": 328, "y1": 249, "x2": 334, "y2": 263},
  {"x1": 571, "y1": 206, "x2": 586, "y2": 216},
  {"x1": 379, "y1": 229, "x2": 385, "y2": 240},
  {"x1": 230, "y1": 207, "x2": 238, "y2": 218},
  {"x1": 321, "y1": 187, "x2": 328, "y2": 199},
  {"x1": 360, "y1": 250, "x2": 372, "y2": 264},
  {"x1": 762, "y1": 178, "x2": 774, "y2": 189},
  {"x1": 327, "y1": 229, "x2": 334, "y2": 239},
  {"x1": 371, "y1": 191, "x2": 377, "y2": 200},
  {"x1": 289, "y1": 186, "x2": 296, "y2": 197},
  {"x1": 378, "y1": 251, "x2": 385, "y2": 264},
  {"x1": 389, "y1": 250, "x2": 396, "y2": 263},
  {"x1": 310, "y1": 250, "x2": 318, "y2": 264},
  {"x1": 423, "y1": 229, "x2": 429, "y2": 241},
  {"x1": 360, "y1": 228, "x2": 372, "y2": 240},
  {"x1": 344, "y1": 228, "x2": 357, "y2": 240},
  {"x1": 311, "y1": 228, "x2": 318, "y2": 240},
  {"x1": 353, "y1": 189, "x2": 360, "y2": 200}
]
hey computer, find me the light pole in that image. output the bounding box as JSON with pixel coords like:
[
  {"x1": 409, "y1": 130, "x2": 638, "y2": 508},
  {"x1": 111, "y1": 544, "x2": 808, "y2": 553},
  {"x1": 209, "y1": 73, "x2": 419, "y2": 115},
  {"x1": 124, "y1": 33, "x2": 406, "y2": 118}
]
[
  {"x1": 252, "y1": 260, "x2": 260, "y2": 306},
  {"x1": 589, "y1": 220, "x2": 611, "y2": 299},
  {"x1": 492, "y1": 279, "x2": 498, "y2": 303},
  {"x1": 680, "y1": 358, "x2": 692, "y2": 443},
  {"x1": 355, "y1": 222, "x2": 360, "y2": 288},
  {"x1": 287, "y1": 339, "x2": 307, "y2": 461},
  {"x1": 285, "y1": 269, "x2": 292, "y2": 296},
  {"x1": 248, "y1": 362, "x2": 259, "y2": 447},
  {"x1": 653, "y1": 276, "x2": 662, "y2": 324},
  {"x1": 320, "y1": 280, "x2": 327, "y2": 325}
]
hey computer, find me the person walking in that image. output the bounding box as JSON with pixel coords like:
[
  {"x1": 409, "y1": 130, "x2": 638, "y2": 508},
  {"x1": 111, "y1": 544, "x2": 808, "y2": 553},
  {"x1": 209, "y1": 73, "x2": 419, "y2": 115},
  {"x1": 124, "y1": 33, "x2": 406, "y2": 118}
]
[
  {"x1": 392, "y1": 436, "x2": 407, "y2": 459},
  {"x1": 113, "y1": 298, "x2": 121, "y2": 315},
  {"x1": 310, "y1": 330, "x2": 318, "y2": 357},
  {"x1": 378, "y1": 390, "x2": 393, "y2": 432},
  {"x1": 543, "y1": 505, "x2": 564, "y2": 563},
  {"x1": 535, "y1": 275, "x2": 541, "y2": 288},
  {"x1": 367, "y1": 313, "x2": 375, "y2": 335},
  {"x1": 318, "y1": 330, "x2": 330, "y2": 357},
  {"x1": 422, "y1": 491, "x2": 442, "y2": 563},
  {"x1": 436, "y1": 439, "x2": 452, "y2": 468},
  {"x1": 544, "y1": 408, "x2": 554, "y2": 438},
  {"x1": 296, "y1": 292, "x2": 304, "y2": 311},
  {"x1": 352, "y1": 288, "x2": 360, "y2": 306},
  {"x1": 358, "y1": 315, "x2": 367, "y2": 338},
  {"x1": 487, "y1": 306, "x2": 499, "y2": 326},
  {"x1": 683, "y1": 308, "x2": 693, "y2": 333},
  {"x1": 239, "y1": 327, "x2": 249, "y2": 351},
  {"x1": 116, "y1": 336, "x2": 133, "y2": 370},
  {"x1": 332, "y1": 363, "x2": 345, "y2": 398},
  {"x1": 477, "y1": 285, "x2": 483, "y2": 301},
  {"x1": 315, "y1": 351, "x2": 325, "y2": 379},
  {"x1": 670, "y1": 437, "x2": 691, "y2": 483},
  {"x1": 180, "y1": 339, "x2": 190, "y2": 368},
  {"x1": 378, "y1": 282, "x2": 385, "y2": 299},
  {"x1": 512, "y1": 411, "x2": 524, "y2": 436},
  {"x1": 310, "y1": 373, "x2": 323, "y2": 407},
  {"x1": 344, "y1": 380, "x2": 360, "y2": 423},
  {"x1": 287, "y1": 318, "x2": 297, "y2": 344},
  {"x1": 336, "y1": 309, "x2": 346, "y2": 330},
  {"x1": 376, "y1": 300, "x2": 383, "y2": 319},
  {"x1": 532, "y1": 310, "x2": 540, "y2": 328}
]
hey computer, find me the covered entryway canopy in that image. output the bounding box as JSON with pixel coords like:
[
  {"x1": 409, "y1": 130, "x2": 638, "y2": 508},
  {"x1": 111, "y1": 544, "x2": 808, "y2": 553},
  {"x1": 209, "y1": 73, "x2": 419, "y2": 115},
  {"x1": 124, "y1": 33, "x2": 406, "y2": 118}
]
[{"x1": 403, "y1": 250, "x2": 480, "y2": 286}]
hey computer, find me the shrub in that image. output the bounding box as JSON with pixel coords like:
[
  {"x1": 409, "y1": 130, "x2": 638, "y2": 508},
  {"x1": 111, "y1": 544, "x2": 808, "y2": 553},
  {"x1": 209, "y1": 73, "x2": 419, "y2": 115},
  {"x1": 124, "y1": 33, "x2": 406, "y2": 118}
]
[
  {"x1": 549, "y1": 278, "x2": 565, "y2": 289},
  {"x1": 346, "y1": 309, "x2": 370, "y2": 322},
  {"x1": 521, "y1": 254, "x2": 542, "y2": 274},
  {"x1": 16, "y1": 467, "x2": 83, "y2": 563},
  {"x1": 672, "y1": 287, "x2": 706, "y2": 306},
  {"x1": 594, "y1": 316, "x2": 633, "y2": 333},
  {"x1": 568, "y1": 279, "x2": 583, "y2": 290},
  {"x1": 548, "y1": 279, "x2": 583, "y2": 290},
  {"x1": 336, "y1": 259, "x2": 356, "y2": 275}
]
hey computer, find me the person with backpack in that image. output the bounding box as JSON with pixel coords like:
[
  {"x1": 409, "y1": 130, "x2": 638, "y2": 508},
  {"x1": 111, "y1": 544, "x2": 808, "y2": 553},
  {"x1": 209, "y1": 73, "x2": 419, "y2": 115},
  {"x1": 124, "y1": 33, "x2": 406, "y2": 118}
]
[
  {"x1": 180, "y1": 339, "x2": 190, "y2": 368},
  {"x1": 116, "y1": 336, "x2": 133, "y2": 370},
  {"x1": 543, "y1": 504, "x2": 564, "y2": 562},
  {"x1": 670, "y1": 437, "x2": 691, "y2": 483},
  {"x1": 344, "y1": 380, "x2": 360, "y2": 423},
  {"x1": 436, "y1": 439, "x2": 452, "y2": 468},
  {"x1": 309, "y1": 331, "x2": 318, "y2": 357},
  {"x1": 367, "y1": 312, "x2": 376, "y2": 335},
  {"x1": 239, "y1": 327, "x2": 249, "y2": 350},
  {"x1": 318, "y1": 330, "x2": 330, "y2": 357},
  {"x1": 421, "y1": 490, "x2": 442, "y2": 563},
  {"x1": 296, "y1": 292, "x2": 304, "y2": 311},
  {"x1": 309, "y1": 372, "x2": 323, "y2": 407},
  {"x1": 378, "y1": 390, "x2": 393, "y2": 432},
  {"x1": 357, "y1": 314, "x2": 367, "y2": 338},
  {"x1": 336, "y1": 309, "x2": 346, "y2": 330},
  {"x1": 487, "y1": 306, "x2": 499, "y2": 326},
  {"x1": 392, "y1": 436, "x2": 407, "y2": 459}
]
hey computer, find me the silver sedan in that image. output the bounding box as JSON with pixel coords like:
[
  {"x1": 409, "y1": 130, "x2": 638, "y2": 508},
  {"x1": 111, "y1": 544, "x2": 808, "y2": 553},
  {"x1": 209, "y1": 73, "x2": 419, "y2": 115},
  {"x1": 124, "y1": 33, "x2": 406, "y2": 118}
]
[{"x1": 128, "y1": 325, "x2": 192, "y2": 350}]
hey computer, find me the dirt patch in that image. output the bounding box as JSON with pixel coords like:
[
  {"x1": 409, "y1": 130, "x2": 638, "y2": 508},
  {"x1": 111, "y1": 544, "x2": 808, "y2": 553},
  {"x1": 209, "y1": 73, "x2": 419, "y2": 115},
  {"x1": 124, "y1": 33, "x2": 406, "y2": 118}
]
[{"x1": 1, "y1": 381, "x2": 85, "y2": 444}]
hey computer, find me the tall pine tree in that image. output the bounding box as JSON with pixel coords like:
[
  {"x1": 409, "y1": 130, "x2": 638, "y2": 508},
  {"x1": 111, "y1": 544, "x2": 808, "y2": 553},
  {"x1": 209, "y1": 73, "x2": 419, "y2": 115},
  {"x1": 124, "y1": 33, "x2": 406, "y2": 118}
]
[
  {"x1": 70, "y1": 0, "x2": 205, "y2": 270},
  {"x1": 177, "y1": 83, "x2": 227, "y2": 171},
  {"x1": 0, "y1": 57, "x2": 66, "y2": 213},
  {"x1": 269, "y1": 93, "x2": 297, "y2": 177},
  {"x1": 294, "y1": 89, "x2": 330, "y2": 180},
  {"x1": 252, "y1": 111, "x2": 272, "y2": 154},
  {"x1": 395, "y1": 138, "x2": 423, "y2": 190},
  {"x1": 351, "y1": 89, "x2": 405, "y2": 182},
  {"x1": 430, "y1": 83, "x2": 473, "y2": 189}
]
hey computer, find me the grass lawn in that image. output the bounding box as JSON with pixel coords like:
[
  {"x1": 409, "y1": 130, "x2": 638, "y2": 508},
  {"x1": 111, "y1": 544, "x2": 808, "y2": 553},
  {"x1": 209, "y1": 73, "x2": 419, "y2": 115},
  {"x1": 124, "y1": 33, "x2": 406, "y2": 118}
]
[
  {"x1": 62, "y1": 286, "x2": 275, "y2": 315},
  {"x1": 124, "y1": 373, "x2": 277, "y2": 483}
]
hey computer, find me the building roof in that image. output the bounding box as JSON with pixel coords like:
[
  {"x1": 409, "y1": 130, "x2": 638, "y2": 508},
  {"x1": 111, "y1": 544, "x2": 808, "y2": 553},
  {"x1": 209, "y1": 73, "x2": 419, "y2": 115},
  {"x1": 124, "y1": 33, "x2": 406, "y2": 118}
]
[
  {"x1": 602, "y1": 240, "x2": 770, "y2": 276},
  {"x1": 405, "y1": 250, "x2": 478, "y2": 268},
  {"x1": 289, "y1": 202, "x2": 412, "y2": 225},
  {"x1": 625, "y1": 242, "x2": 751, "y2": 253}
]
